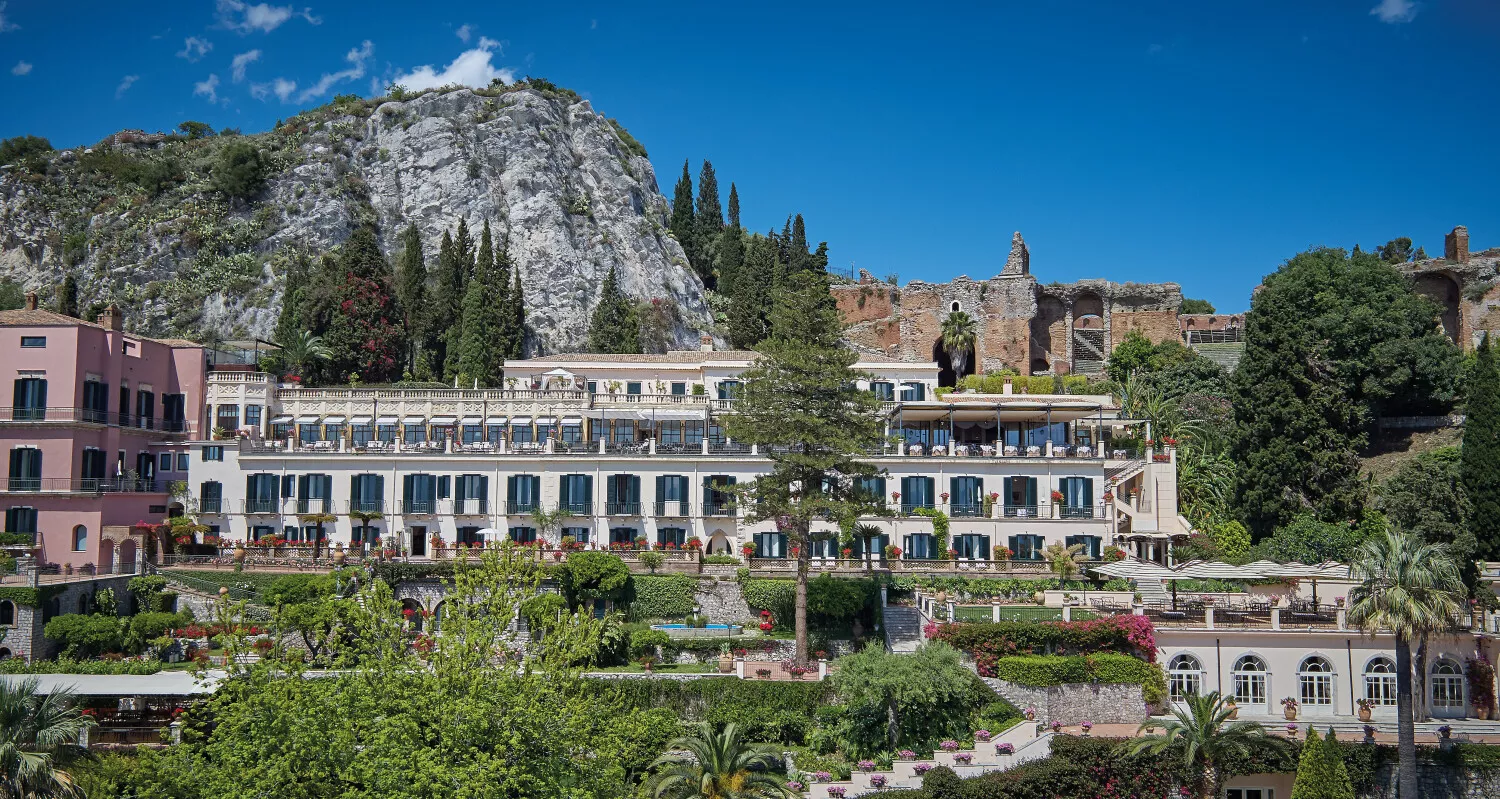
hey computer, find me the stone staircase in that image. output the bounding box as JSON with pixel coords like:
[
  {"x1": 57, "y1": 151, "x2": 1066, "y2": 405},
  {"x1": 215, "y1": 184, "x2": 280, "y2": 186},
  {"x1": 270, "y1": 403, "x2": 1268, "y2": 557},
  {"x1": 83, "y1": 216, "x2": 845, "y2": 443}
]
[
  {"x1": 883, "y1": 605, "x2": 924, "y2": 653},
  {"x1": 1189, "y1": 342, "x2": 1245, "y2": 371},
  {"x1": 1133, "y1": 578, "x2": 1170, "y2": 605},
  {"x1": 803, "y1": 729, "x2": 1053, "y2": 797}
]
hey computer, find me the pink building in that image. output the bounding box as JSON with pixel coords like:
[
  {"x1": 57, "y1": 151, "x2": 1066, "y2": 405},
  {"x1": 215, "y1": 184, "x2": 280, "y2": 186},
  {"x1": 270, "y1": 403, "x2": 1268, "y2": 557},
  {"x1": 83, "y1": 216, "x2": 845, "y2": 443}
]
[{"x1": 1, "y1": 295, "x2": 205, "y2": 572}]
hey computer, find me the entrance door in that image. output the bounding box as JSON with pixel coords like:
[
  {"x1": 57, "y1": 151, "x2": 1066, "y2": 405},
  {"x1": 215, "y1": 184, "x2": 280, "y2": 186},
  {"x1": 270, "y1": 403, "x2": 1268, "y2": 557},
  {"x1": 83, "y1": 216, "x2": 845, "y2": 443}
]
[{"x1": 411, "y1": 526, "x2": 427, "y2": 557}]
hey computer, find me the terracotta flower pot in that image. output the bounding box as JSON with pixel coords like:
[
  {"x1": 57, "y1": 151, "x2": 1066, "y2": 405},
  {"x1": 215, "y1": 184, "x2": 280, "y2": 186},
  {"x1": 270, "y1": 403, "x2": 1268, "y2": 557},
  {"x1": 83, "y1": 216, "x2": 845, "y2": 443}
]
[
  {"x1": 1284, "y1": 707, "x2": 1298, "y2": 721},
  {"x1": 1358, "y1": 707, "x2": 1372, "y2": 722}
]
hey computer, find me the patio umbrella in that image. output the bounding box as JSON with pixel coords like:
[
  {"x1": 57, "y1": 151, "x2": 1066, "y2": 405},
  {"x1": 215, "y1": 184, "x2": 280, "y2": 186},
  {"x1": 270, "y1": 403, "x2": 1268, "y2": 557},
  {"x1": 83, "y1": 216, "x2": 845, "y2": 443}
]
[
  {"x1": 1172, "y1": 560, "x2": 1268, "y2": 579},
  {"x1": 1254, "y1": 562, "x2": 1329, "y2": 605},
  {"x1": 1089, "y1": 558, "x2": 1181, "y2": 606}
]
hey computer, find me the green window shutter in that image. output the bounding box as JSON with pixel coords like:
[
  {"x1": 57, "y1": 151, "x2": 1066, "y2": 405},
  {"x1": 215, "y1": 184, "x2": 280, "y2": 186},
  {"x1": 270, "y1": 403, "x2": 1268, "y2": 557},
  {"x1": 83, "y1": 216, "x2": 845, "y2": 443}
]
[
  {"x1": 628, "y1": 476, "x2": 640, "y2": 504},
  {"x1": 607, "y1": 476, "x2": 618, "y2": 505},
  {"x1": 560, "y1": 476, "x2": 572, "y2": 507},
  {"x1": 949, "y1": 477, "x2": 960, "y2": 503},
  {"x1": 529, "y1": 476, "x2": 540, "y2": 504},
  {"x1": 1084, "y1": 477, "x2": 1094, "y2": 506},
  {"x1": 506, "y1": 475, "x2": 517, "y2": 502},
  {"x1": 438, "y1": 476, "x2": 450, "y2": 499},
  {"x1": 583, "y1": 475, "x2": 593, "y2": 508},
  {"x1": 374, "y1": 475, "x2": 384, "y2": 505},
  {"x1": 655, "y1": 475, "x2": 666, "y2": 502},
  {"x1": 1025, "y1": 478, "x2": 1037, "y2": 507},
  {"x1": 402, "y1": 474, "x2": 414, "y2": 503}
]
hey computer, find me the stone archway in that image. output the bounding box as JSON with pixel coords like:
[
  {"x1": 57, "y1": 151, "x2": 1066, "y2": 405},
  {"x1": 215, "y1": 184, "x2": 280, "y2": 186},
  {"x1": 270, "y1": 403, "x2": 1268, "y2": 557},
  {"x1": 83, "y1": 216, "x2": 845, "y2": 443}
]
[
  {"x1": 707, "y1": 529, "x2": 733, "y2": 555},
  {"x1": 118, "y1": 540, "x2": 137, "y2": 574},
  {"x1": 98, "y1": 541, "x2": 115, "y2": 575},
  {"x1": 1412, "y1": 272, "x2": 1462, "y2": 344}
]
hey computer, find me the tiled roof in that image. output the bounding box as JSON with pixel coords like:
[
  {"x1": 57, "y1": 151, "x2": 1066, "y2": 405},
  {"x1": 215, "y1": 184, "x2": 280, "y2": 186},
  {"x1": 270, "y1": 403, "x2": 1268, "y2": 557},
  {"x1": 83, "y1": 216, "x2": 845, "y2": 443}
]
[{"x1": 0, "y1": 308, "x2": 203, "y2": 347}]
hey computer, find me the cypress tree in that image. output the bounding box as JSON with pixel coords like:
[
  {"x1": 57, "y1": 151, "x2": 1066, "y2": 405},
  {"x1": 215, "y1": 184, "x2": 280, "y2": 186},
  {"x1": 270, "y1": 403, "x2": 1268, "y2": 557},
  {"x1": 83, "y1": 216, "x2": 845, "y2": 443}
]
[
  {"x1": 729, "y1": 235, "x2": 773, "y2": 348},
  {"x1": 812, "y1": 241, "x2": 829, "y2": 271},
  {"x1": 696, "y1": 161, "x2": 723, "y2": 236},
  {"x1": 505, "y1": 264, "x2": 526, "y2": 359},
  {"x1": 492, "y1": 234, "x2": 513, "y2": 356},
  {"x1": 670, "y1": 160, "x2": 696, "y2": 253},
  {"x1": 322, "y1": 225, "x2": 406, "y2": 383},
  {"x1": 432, "y1": 230, "x2": 460, "y2": 380},
  {"x1": 715, "y1": 227, "x2": 745, "y2": 299},
  {"x1": 1290, "y1": 728, "x2": 1355, "y2": 799},
  {"x1": 790, "y1": 214, "x2": 810, "y2": 273},
  {"x1": 727, "y1": 182, "x2": 740, "y2": 228},
  {"x1": 395, "y1": 224, "x2": 428, "y2": 377},
  {"x1": 55, "y1": 274, "x2": 79, "y2": 318},
  {"x1": 1464, "y1": 334, "x2": 1500, "y2": 559},
  {"x1": 274, "y1": 252, "x2": 311, "y2": 348},
  {"x1": 442, "y1": 220, "x2": 476, "y2": 380},
  {"x1": 456, "y1": 221, "x2": 505, "y2": 386},
  {"x1": 587, "y1": 266, "x2": 640, "y2": 354}
]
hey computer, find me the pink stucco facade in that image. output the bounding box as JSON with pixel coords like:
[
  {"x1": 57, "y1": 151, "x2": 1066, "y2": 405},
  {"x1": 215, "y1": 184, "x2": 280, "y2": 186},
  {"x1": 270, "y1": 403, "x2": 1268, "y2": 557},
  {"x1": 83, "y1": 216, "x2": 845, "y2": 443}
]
[{"x1": 1, "y1": 301, "x2": 205, "y2": 570}]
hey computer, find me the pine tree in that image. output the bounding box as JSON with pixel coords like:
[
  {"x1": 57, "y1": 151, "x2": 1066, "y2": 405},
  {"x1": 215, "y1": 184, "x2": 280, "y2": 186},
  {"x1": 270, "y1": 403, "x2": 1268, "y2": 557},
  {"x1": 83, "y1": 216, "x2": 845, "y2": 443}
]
[
  {"x1": 1464, "y1": 334, "x2": 1500, "y2": 559},
  {"x1": 587, "y1": 266, "x2": 640, "y2": 354},
  {"x1": 456, "y1": 221, "x2": 506, "y2": 386},
  {"x1": 55, "y1": 274, "x2": 78, "y2": 318},
  {"x1": 1290, "y1": 728, "x2": 1355, "y2": 799},
  {"x1": 727, "y1": 183, "x2": 740, "y2": 228},
  {"x1": 729, "y1": 235, "x2": 773, "y2": 348},
  {"x1": 395, "y1": 224, "x2": 428, "y2": 377},
  {"x1": 721, "y1": 268, "x2": 884, "y2": 664},
  {"x1": 505, "y1": 264, "x2": 526, "y2": 359}
]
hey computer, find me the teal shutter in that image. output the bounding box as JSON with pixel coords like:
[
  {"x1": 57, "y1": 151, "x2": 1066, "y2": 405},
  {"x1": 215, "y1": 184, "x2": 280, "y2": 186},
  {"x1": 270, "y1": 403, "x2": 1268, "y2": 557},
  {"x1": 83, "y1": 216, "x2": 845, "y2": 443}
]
[
  {"x1": 1025, "y1": 478, "x2": 1037, "y2": 507},
  {"x1": 583, "y1": 475, "x2": 593, "y2": 511},
  {"x1": 607, "y1": 476, "x2": 618, "y2": 506}
]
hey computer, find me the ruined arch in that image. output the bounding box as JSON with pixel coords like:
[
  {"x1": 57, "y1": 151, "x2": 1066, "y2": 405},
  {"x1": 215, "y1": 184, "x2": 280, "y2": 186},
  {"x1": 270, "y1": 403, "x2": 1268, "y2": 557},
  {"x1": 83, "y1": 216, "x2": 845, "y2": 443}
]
[
  {"x1": 932, "y1": 337, "x2": 976, "y2": 388},
  {"x1": 1412, "y1": 272, "x2": 1461, "y2": 344}
]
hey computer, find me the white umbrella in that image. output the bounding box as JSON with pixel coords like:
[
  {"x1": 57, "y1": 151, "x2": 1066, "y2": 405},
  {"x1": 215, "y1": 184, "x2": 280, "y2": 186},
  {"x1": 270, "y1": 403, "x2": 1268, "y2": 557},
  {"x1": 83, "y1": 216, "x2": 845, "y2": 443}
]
[
  {"x1": 1172, "y1": 560, "x2": 1266, "y2": 579},
  {"x1": 475, "y1": 527, "x2": 501, "y2": 544},
  {"x1": 1090, "y1": 558, "x2": 1177, "y2": 580}
]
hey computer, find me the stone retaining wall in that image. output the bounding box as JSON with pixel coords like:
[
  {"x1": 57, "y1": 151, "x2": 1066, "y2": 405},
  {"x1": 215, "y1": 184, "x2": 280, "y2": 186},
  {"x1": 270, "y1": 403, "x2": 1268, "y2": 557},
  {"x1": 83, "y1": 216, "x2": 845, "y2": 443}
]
[
  {"x1": 1362, "y1": 763, "x2": 1500, "y2": 799},
  {"x1": 984, "y1": 677, "x2": 1146, "y2": 726}
]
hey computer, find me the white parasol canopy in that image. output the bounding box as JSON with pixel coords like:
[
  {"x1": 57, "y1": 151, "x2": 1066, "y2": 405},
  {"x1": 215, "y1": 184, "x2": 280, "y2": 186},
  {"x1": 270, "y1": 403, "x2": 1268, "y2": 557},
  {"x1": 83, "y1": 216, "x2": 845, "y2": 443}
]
[
  {"x1": 1172, "y1": 560, "x2": 1265, "y2": 579},
  {"x1": 1090, "y1": 558, "x2": 1178, "y2": 580}
]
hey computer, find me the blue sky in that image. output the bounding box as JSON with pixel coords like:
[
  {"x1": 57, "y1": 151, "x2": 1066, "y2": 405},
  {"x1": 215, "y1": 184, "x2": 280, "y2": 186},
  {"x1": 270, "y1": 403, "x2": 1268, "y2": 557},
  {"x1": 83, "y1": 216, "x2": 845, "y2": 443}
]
[{"x1": 3, "y1": 1, "x2": 1498, "y2": 312}]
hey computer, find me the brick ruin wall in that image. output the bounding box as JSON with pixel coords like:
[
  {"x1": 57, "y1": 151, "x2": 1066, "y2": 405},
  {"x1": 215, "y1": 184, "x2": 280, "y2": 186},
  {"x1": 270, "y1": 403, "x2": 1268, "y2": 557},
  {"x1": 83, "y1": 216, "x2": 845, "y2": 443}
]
[{"x1": 834, "y1": 274, "x2": 1184, "y2": 375}]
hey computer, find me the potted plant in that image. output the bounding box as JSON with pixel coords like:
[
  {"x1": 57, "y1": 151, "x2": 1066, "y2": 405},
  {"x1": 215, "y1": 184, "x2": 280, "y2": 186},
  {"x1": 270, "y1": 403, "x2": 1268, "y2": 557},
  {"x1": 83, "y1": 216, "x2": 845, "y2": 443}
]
[
  {"x1": 1469, "y1": 654, "x2": 1496, "y2": 720},
  {"x1": 1357, "y1": 698, "x2": 1374, "y2": 722},
  {"x1": 1226, "y1": 699, "x2": 1239, "y2": 720},
  {"x1": 755, "y1": 667, "x2": 772, "y2": 679},
  {"x1": 897, "y1": 750, "x2": 916, "y2": 760},
  {"x1": 717, "y1": 643, "x2": 734, "y2": 674},
  {"x1": 1022, "y1": 706, "x2": 1036, "y2": 721},
  {"x1": 1281, "y1": 697, "x2": 1299, "y2": 721},
  {"x1": 856, "y1": 760, "x2": 876, "y2": 773}
]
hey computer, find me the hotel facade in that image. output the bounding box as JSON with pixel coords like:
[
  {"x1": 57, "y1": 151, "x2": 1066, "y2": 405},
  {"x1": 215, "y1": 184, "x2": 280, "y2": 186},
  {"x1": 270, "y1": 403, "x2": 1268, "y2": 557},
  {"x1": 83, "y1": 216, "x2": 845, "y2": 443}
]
[{"x1": 187, "y1": 342, "x2": 1188, "y2": 562}]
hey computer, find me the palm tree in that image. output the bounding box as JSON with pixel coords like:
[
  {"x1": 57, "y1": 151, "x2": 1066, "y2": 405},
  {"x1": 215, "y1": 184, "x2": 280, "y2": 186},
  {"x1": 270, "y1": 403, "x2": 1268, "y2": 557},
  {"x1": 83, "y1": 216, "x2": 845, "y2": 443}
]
[
  {"x1": 0, "y1": 677, "x2": 95, "y2": 798},
  {"x1": 1129, "y1": 691, "x2": 1281, "y2": 799},
  {"x1": 647, "y1": 722, "x2": 793, "y2": 799},
  {"x1": 939, "y1": 311, "x2": 977, "y2": 380},
  {"x1": 277, "y1": 330, "x2": 332, "y2": 380},
  {"x1": 1042, "y1": 541, "x2": 1088, "y2": 582},
  {"x1": 1347, "y1": 528, "x2": 1463, "y2": 799}
]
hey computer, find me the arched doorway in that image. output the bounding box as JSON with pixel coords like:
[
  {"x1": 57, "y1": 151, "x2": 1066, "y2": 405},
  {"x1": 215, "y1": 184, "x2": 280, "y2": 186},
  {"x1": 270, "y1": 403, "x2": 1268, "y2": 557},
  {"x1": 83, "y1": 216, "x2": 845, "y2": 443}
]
[
  {"x1": 99, "y1": 541, "x2": 115, "y2": 575},
  {"x1": 706, "y1": 529, "x2": 732, "y2": 555},
  {"x1": 1412, "y1": 273, "x2": 1461, "y2": 344},
  {"x1": 119, "y1": 540, "x2": 137, "y2": 574},
  {"x1": 400, "y1": 598, "x2": 424, "y2": 632}
]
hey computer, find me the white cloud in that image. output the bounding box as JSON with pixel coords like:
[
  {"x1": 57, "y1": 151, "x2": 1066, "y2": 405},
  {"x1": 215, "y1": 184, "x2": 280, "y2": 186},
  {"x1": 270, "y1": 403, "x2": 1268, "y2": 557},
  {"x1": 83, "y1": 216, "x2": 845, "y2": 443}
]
[
  {"x1": 11, "y1": 60, "x2": 30, "y2": 75},
  {"x1": 231, "y1": 49, "x2": 261, "y2": 81},
  {"x1": 0, "y1": 2, "x2": 18, "y2": 33},
  {"x1": 296, "y1": 39, "x2": 373, "y2": 102},
  {"x1": 1370, "y1": 0, "x2": 1417, "y2": 23},
  {"x1": 455, "y1": 23, "x2": 472, "y2": 43},
  {"x1": 216, "y1": 0, "x2": 318, "y2": 34},
  {"x1": 115, "y1": 75, "x2": 139, "y2": 98},
  {"x1": 178, "y1": 36, "x2": 213, "y2": 61},
  {"x1": 391, "y1": 38, "x2": 515, "y2": 92},
  {"x1": 194, "y1": 73, "x2": 221, "y2": 103},
  {"x1": 251, "y1": 77, "x2": 297, "y2": 102}
]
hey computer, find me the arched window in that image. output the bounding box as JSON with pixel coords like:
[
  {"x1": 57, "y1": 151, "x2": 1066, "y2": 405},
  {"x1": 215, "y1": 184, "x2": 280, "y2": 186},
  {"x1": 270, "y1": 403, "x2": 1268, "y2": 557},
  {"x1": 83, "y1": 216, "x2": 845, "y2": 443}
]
[
  {"x1": 0, "y1": 648, "x2": 11, "y2": 660},
  {"x1": 1299, "y1": 656, "x2": 1334, "y2": 706},
  {"x1": 400, "y1": 599, "x2": 424, "y2": 633},
  {"x1": 1168, "y1": 653, "x2": 1203, "y2": 701},
  {"x1": 0, "y1": 601, "x2": 13, "y2": 626},
  {"x1": 1364, "y1": 657, "x2": 1398, "y2": 706},
  {"x1": 72, "y1": 525, "x2": 87, "y2": 552},
  {"x1": 1232, "y1": 655, "x2": 1267, "y2": 706},
  {"x1": 950, "y1": 301, "x2": 962, "y2": 312},
  {"x1": 1431, "y1": 660, "x2": 1465, "y2": 709}
]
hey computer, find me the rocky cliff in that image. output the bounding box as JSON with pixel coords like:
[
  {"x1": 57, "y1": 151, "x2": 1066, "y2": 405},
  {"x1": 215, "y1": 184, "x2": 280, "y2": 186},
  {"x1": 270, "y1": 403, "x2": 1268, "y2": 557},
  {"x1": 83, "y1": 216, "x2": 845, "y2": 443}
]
[{"x1": 0, "y1": 84, "x2": 714, "y2": 353}]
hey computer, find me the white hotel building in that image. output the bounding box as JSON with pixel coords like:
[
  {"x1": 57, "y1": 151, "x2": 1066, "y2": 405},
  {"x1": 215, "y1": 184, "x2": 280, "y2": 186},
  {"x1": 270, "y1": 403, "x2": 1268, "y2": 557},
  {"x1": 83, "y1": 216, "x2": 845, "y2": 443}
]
[{"x1": 187, "y1": 344, "x2": 1189, "y2": 562}]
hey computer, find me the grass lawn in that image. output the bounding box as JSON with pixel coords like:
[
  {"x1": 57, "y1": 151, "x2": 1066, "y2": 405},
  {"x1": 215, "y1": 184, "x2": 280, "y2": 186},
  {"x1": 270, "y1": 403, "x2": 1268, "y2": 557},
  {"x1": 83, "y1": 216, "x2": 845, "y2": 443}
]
[{"x1": 953, "y1": 606, "x2": 1097, "y2": 623}]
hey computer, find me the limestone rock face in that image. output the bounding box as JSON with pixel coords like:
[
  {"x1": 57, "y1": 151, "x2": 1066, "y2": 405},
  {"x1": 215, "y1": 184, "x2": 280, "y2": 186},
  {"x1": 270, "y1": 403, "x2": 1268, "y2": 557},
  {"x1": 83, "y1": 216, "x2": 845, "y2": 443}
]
[{"x1": 0, "y1": 87, "x2": 715, "y2": 353}]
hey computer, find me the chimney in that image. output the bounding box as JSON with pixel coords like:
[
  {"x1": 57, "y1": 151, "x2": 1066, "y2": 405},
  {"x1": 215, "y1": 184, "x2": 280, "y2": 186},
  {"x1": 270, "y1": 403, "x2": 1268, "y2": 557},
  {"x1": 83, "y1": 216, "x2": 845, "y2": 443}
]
[
  {"x1": 99, "y1": 304, "x2": 123, "y2": 331},
  {"x1": 23, "y1": 291, "x2": 37, "y2": 311},
  {"x1": 1445, "y1": 225, "x2": 1470, "y2": 264},
  {"x1": 700, "y1": 335, "x2": 714, "y2": 352}
]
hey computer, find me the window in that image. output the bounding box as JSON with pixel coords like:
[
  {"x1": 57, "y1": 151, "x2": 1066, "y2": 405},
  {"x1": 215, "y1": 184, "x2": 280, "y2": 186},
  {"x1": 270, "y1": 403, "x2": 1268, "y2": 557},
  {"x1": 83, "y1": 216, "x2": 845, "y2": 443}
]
[
  {"x1": 0, "y1": 601, "x2": 12, "y2": 625},
  {"x1": 902, "y1": 533, "x2": 937, "y2": 559},
  {"x1": 244, "y1": 404, "x2": 262, "y2": 428},
  {"x1": 1432, "y1": 660, "x2": 1465, "y2": 709},
  {"x1": 200, "y1": 481, "x2": 223, "y2": 514},
  {"x1": 297, "y1": 474, "x2": 333, "y2": 514},
  {"x1": 559, "y1": 474, "x2": 593, "y2": 514},
  {"x1": 952, "y1": 533, "x2": 990, "y2": 560},
  {"x1": 606, "y1": 474, "x2": 640, "y2": 514},
  {"x1": 1058, "y1": 477, "x2": 1095, "y2": 518},
  {"x1": 753, "y1": 532, "x2": 787, "y2": 558},
  {"x1": 11, "y1": 377, "x2": 46, "y2": 420},
  {"x1": 1233, "y1": 655, "x2": 1267, "y2": 706},
  {"x1": 82, "y1": 379, "x2": 108, "y2": 423},
  {"x1": 403, "y1": 474, "x2": 438, "y2": 514},
  {"x1": 854, "y1": 476, "x2": 886, "y2": 504},
  {"x1": 1168, "y1": 654, "x2": 1203, "y2": 701},
  {"x1": 351, "y1": 474, "x2": 385, "y2": 514},
  {"x1": 245, "y1": 474, "x2": 280, "y2": 513},
  {"x1": 159, "y1": 453, "x2": 173, "y2": 473},
  {"x1": 80, "y1": 449, "x2": 104, "y2": 490},
  {"x1": 869, "y1": 381, "x2": 894, "y2": 401},
  {"x1": 72, "y1": 525, "x2": 87, "y2": 552},
  {"x1": 559, "y1": 422, "x2": 583, "y2": 445},
  {"x1": 658, "y1": 527, "x2": 687, "y2": 548},
  {"x1": 670, "y1": 382, "x2": 686, "y2": 396},
  {"x1": 510, "y1": 423, "x2": 533, "y2": 445},
  {"x1": 4, "y1": 507, "x2": 37, "y2": 535},
  {"x1": 135, "y1": 389, "x2": 155, "y2": 429},
  {"x1": 456, "y1": 475, "x2": 489, "y2": 514},
  {"x1": 655, "y1": 475, "x2": 691, "y2": 515},
  {"x1": 1002, "y1": 477, "x2": 1038, "y2": 516},
  {"x1": 177, "y1": 453, "x2": 189, "y2": 471},
  {"x1": 216, "y1": 404, "x2": 240, "y2": 432},
  {"x1": 704, "y1": 476, "x2": 737, "y2": 515},
  {"x1": 899, "y1": 382, "x2": 925, "y2": 401},
  {"x1": 202, "y1": 446, "x2": 223, "y2": 462},
  {"x1": 1364, "y1": 657, "x2": 1397, "y2": 707},
  {"x1": 508, "y1": 526, "x2": 537, "y2": 544},
  {"x1": 462, "y1": 423, "x2": 484, "y2": 444},
  {"x1": 19, "y1": 336, "x2": 45, "y2": 348},
  {"x1": 506, "y1": 475, "x2": 541, "y2": 514},
  {"x1": 562, "y1": 526, "x2": 591, "y2": 545},
  {"x1": 716, "y1": 380, "x2": 742, "y2": 400},
  {"x1": 1007, "y1": 534, "x2": 1045, "y2": 561},
  {"x1": 1064, "y1": 535, "x2": 1102, "y2": 560},
  {"x1": 7, "y1": 447, "x2": 42, "y2": 491},
  {"x1": 900, "y1": 476, "x2": 935, "y2": 514},
  {"x1": 626, "y1": 382, "x2": 642, "y2": 395},
  {"x1": 1298, "y1": 656, "x2": 1335, "y2": 707},
  {"x1": 949, "y1": 476, "x2": 984, "y2": 517}
]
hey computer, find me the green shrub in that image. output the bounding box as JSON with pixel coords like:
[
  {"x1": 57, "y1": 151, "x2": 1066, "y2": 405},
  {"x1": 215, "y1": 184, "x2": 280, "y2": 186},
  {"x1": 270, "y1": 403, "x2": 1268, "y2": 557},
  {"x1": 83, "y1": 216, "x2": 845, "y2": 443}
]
[
  {"x1": 44, "y1": 614, "x2": 125, "y2": 658},
  {"x1": 0, "y1": 135, "x2": 51, "y2": 166},
  {"x1": 1292, "y1": 728, "x2": 1355, "y2": 799},
  {"x1": 521, "y1": 593, "x2": 568, "y2": 632},
  {"x1": 557, "y1": 552, "x2": 630, "y2": 604},
  {"x1": 921, "y1": 766, "x2": 962, "y2": 799},
  {"x1": 212, "y1": 141, "x2": 268, "y2": 201},
  {"x1": 125, "y1": 611, "x2": 193, "y2": 654},
  {"x1": 626, "y1": 574, "x2": 696, "y2": 620},
  {"x1": 596, "y1": 677, "x2": 833, "y2": 744},
  {"x1": 0, "y1": 657, "x2": 163, "y2": 675},
  {"x1": 990, "y1": 654, "x2": 1156, "y2": 688},
  {"x1": 702, "y1": 554, "x2": 741, "y2": 565},
  {"x1": 629, "y1": 629, "x2": 674, "y2": 659}
]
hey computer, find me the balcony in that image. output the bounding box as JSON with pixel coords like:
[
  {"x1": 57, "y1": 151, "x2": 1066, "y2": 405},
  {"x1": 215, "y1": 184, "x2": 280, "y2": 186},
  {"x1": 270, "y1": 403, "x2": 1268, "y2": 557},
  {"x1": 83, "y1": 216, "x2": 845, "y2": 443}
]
[
  {"x1": 402, "y1": 500, "x2": 437, "y2": 515},
  {"x1": 558, "y1": 501, "x2": 593, "y2": 516},
  {"x1": 703, "y1": 502, "x2": 737, "y2": 517},
  {"x1": 654, "y1": 500, "x2": 693, "y2": 517},
  {"x1": 0, "y1": 406, "x2": 196, "y2": 436},
  {"x1": 200, "y1": 499, "x2": 223, "y2": 514},
  {"x1": 452, "y1": 498, "x2": 488, "y2": 515},
  {"x1": 2, "y1": 477, "x2": 161, "y2": 494},
  {"x1": 606, "y1": 501, "x2": 641, "y2": 516},
  {"x1": 901, "y1": 502, "x2": 936, "y2": 516},
  {"x1": 506, "y1": 500, "x2": 538, "y2": 515},
  {"x1": 950, "y1": 503, "x2": 985, "y2": 518},
  {"x1": 347, "y1": 500, "x2": 385, "y2": 516},
  {"x1": 295, "y1": 498, "x2": 334, "y2": 515},
  {"x1": 243, "y1": 498, "x2": 280, "y2": 515}
]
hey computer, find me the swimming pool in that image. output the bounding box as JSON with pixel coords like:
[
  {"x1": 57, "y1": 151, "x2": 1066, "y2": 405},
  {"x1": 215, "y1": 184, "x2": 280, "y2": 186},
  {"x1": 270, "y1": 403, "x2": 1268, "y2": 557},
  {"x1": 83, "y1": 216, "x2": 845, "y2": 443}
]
[{"x1": 651, "y1": 623, "x2": 745, "y2": 637}]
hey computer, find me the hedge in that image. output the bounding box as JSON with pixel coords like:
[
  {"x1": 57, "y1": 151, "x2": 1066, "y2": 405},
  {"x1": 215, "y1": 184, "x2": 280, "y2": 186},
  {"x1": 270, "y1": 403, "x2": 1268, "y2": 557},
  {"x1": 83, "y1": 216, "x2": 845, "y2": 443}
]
[
  {"x1": 929, "y1": 615, "x2": 1157, "y2": 664},
  {"x1": 0, "y1": 657, "x2": 164, "y2": 675},
  {"x1": 594, "y1": 677, "x2": 835, "y2": 744},
  {"x1": 988, "y1": 654, "x2": 1155, "y2": 688},
  {"x1": 889, "y1": 575, "x2": 1132, "y2": 601},
  {"x1": 741, "y1": 575, "x2": 878, "y2": 628},
  {"x1": 626, "y1": 574, "x2": 697, "y2": 620}
]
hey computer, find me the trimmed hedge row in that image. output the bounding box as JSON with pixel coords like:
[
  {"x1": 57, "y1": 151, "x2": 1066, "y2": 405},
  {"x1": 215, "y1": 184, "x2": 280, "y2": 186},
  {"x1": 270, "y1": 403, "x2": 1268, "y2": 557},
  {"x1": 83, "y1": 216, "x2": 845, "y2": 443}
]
[
  {"x1": 989, "y1": 653, "x2": 1155, "y2": 687},
  {"x1": 625, "y1": 574, "x2": 697, "y2": 620},
  {"x1": 594, "y1": 677, "x2": 835, "y2": 744}
]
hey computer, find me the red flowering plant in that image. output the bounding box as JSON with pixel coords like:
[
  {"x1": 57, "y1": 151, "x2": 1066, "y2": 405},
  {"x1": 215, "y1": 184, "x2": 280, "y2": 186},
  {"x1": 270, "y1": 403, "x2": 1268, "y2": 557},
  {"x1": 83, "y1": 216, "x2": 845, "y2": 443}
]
[
  {"x1": 841, "y1": 548, "x2": 853, "y2": 558},
  {"x1": 929, "y1": 614, "x2": 1159, "y2": 676},
  {"x1": 1102, "y1": 546, "x2": 1128, "y2": 563},
  {"x1": 685, "y1": 537, "x2": 702, "y2": 551}
]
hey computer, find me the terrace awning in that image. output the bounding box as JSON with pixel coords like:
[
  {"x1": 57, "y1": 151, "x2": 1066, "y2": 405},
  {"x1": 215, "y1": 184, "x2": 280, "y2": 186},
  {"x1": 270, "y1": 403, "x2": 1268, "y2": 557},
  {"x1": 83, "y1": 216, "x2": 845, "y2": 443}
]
[
  {"x1": 295, "y1": 416, "x2": 318, "y2": 424},
  {"x1": 350, "y1": 416, "x2": 372, "y2": 425},
  {"x1": 560, "y1": 416, "x2": 583, "y2": 425},
  {"x1": 429, "y1": 416, "x2": 456, "y2": 425},
  {"x1": 1089, "y1": 558, "x2": 1177, "y2": 580},
  {"x1": 1172, "y1": 560, "x2": 1262, "y2": 579},
  {"x1": 510, "y1": 416, "x2": 533, "y2": 425},
  {"x1": 460, "y1": 417, "x2": 481, "y2": 425},
  {"x1": 270, "y1": 416, "x2": 292, "y2": 424},
  {"x1": 375, "y1": 416, "x2": 398, "y2": 425},
  {"x1": 535, "y1": 417, "x2": 557, "y2": 425},
  {"x1": 322, "y1": 416, "x2": 346, "y2": 425},
  {"x1": 402, "y1": 416, "x2": 425, "y2": 424},
  {"x1": 484, "y1": 416, "x2": 507, "y2": 425}
]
